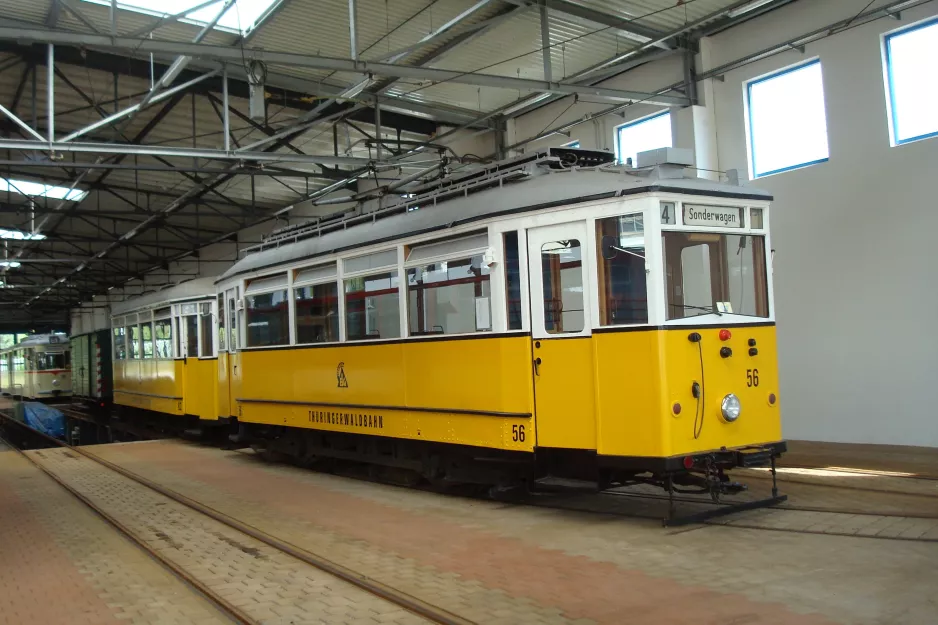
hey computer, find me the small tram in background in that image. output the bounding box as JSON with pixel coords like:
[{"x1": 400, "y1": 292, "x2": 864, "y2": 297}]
[
  {"x1": 103, "y1": 147, "x2": 786, "y2": 513},
  {"x1": 0, "y1": 333, "x2": 72, "y2": 400}
]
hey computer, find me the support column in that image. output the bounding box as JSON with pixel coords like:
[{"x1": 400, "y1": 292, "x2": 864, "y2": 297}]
[{"x1": 671, "y1": 37, "x2": 720, "y2": 181}]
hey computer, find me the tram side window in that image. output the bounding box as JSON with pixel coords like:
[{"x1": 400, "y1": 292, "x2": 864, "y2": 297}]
[
  {"x1": 129, "y1": 326, "x2": 141, "y2": 359},
  {"x1": 407, "y1": 255, "x2": 491, "y2": 335},
  {"x1": 113, "y1": 327, "x2": 127, "y2": 360},
  {"x1": 13, "y1": 351, "x2": 24, "y2": 371},
  {"x1": 345, "y1": 272, "x2": 400, "y2": 341},
  {"x1": 217, "y1": 294, "x2": 226, "y2": 352},
  {"x1": 245, "y1": 290, "x2": 289, "y2": 347},
  {"x1": 504, "y1": 232, "x2": 522, "y2": 330},
  {"x1": 596, "y1": 215, "x2": 648, "y2": 325},
  {"x1": 154, "y1": 319, "x2": 173, "y2": 359},
  {"x1": 141, "y1": 323, "x2": 154, "y2": 358},
  {"x1": 295, "y1": 283, "x2": 339, "y2": 344},
  {"x1": 540, "y1": 239, "x2": 585, "y2": 334},
  {"x1": 185, "y1": 315, "x2": 199, "y2": 357},
  {"x1": 228, "y1": 294, "x2": 238, "y2": 350},
  {"x1": 200, "y1": 303, "x2": 214, "y2": 356}
]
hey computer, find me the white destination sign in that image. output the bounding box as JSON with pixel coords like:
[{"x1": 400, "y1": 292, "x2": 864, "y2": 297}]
[{"x1": 683, "y1": 204, "x2": 743, "y2": 228}]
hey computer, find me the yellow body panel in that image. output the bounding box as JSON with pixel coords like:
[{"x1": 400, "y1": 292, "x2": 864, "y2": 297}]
[
  {"x1": 114, "y1": 358, "x2": 185, "y2": 416},
  {"x1": 217, "y1": 352, "x2": 231, "y2": 419},
  {"x1": 183, "y1": 358, "x2": 218, "y2": 420},
  {"x1": 532, "y1": 337, "x2": 596, "y2": 449},
  {"x1": 594, "y1": 325, "x2": 781, "y2": 458},
  {"x1": 233, "y1": 325, "x2": 780, "y2": 461},
  {"x1": 235, "y1": 336, "x2": 535, "y2": 452}
]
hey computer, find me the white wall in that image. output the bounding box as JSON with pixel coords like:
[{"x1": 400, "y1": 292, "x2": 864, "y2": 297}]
[{"x1": 512, "y1": 1, "x2": 938, "y2": 447}]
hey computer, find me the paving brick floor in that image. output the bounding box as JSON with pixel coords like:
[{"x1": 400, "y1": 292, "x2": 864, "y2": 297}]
[
  {"x1": 0, "y1": 449, "x2": 227, "y2": 625},
  {"x1": 87, "y1": 440, "x2": 938, "y2": 625},
  {"x1": 27, "y1": 447, "x2": 433, "y2": 625}
]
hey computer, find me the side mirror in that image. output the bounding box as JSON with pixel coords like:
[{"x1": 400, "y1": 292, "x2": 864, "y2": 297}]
[{"x1": 601, "y1": 235, "x2": 617, "y2": 260}]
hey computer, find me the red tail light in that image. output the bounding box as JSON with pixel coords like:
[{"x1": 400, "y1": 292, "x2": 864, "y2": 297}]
[{"x1": 719, "y1": 329, "x2": 732, "y2": 341}]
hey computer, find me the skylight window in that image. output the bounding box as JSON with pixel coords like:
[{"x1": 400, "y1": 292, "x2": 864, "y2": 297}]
[
  {"x1": 746, "y1": 59, "x2": 829, "y2": 178},
  {"x1": 0, "y1": 178, "x2": 87, "y2": 202},
  {"x1": 883, "y1": 17, "x2": 938, "y2": 145},
  {"x1": 616, "y1": 112, "x2": 672, "y2": 167},
  {"x1": 0, "y1": 228, "x2": 46, "y2": 241},
  {"x1": 82, "y1": 0, "x2": 280, "y2": 35}
]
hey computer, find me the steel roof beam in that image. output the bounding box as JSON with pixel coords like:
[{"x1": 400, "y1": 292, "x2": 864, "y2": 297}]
[
  {"x1": 0, "y1": 27, "x2": 690, "y2": 106},
  {"x1": 0, "y1": 138, "x2": 375, "y2": 167}
]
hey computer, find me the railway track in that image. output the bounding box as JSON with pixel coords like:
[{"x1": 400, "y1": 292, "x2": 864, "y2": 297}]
[{"x1": 0, "y1": 411, "x2": 472, "y2": 625}]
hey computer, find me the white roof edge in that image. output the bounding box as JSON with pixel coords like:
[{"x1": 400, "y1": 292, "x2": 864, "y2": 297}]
[
  {"x1": 218, "y1": 169, "x2": 772, "y2": 282},
  {"x1": 110, "y1": 277, "x2": 217, "y2": 317}
]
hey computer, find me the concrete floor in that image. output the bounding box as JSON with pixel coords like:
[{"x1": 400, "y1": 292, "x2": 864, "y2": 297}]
[{"x1": 1, "y1": 422, "x2": 936, "y2": 624}]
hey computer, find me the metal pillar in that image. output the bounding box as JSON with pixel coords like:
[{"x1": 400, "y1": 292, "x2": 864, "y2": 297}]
[
  {"x1": 374, "y1": 95, "x2": 382, "y2": 161},
  {"x1": 222, "y1": 65, "x2": 231, "y2": 152},
  {"x1": 46, "y1": 44, "x2": 54, "y2": 145},
  {"x1": 348, "y1": 0, "x2": 358, "y2": 61},
  {"x1": 540, "y1": 2, "x2": 552, "y2": 83}
]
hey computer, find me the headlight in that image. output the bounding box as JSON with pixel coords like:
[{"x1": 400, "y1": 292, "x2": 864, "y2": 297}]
[
  {"x1": 52, "y1": 378, "x2": 59, "y2": 386},
  {"x1": 721, "y1": 394, "x2": 741, "y2": 422}
]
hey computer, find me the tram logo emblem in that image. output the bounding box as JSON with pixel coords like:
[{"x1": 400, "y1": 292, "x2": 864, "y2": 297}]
[{"x1": 336, "y1": 362, "x2": 349, "y2": 388}]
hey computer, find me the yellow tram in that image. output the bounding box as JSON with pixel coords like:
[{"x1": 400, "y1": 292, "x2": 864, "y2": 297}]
[
  {"x1": 109, "y1": 278, "x2": 221, "y2": 428},
  {"x1": 0, "y1": 333, "x2": 71, "y2": 400},
  {"x1": 209, "y1": 147, "x2": 785, "y2": 498}
]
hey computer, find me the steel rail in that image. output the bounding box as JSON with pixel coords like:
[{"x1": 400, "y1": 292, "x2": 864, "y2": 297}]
[
  {"x1": 0, "y1": 409, "x2": 473, "y2": 625},
  {"x1": 0, "y1": 422, "x2": 254, "y2": 625}
]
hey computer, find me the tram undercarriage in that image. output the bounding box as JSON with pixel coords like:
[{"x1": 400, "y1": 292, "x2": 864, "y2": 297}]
[{"x1": 241, "y1": 423, "x2": 787, "y2": 524}]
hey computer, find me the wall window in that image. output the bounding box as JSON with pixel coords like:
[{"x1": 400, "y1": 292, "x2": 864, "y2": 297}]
[
  {"x1": 200, "y1": 303, "x2": 214, "y2": 357},
  {"x1": 562, "y1": 140, "x2": 581, "y2": 148},
  {"x1": 295, "y1": 283, "x2": 339, "y2": 344},
  {"x1": 596, "y1": 214, "x2": 648, "y2": 325},
  {"x1": 345, "y1": 272, "x2": 400, "y2": 341},
  {"x1": 245, "y1": 290, "x2": 290, "y2": 347},
  {"x1": 883, "y1": 18, "x2": 938, "y2": 145},
  {"x1": 113, "y1": 326, "x2": 127, "y2": 360},
  {"x1": 185, "y1": 316, "x2": 199, "y2": 357},
  {"x1": 407, "y1": 256, "x2": 491, "y2": 336},
  {"x1": 141, "y1": 323, "x2": 154, "y2": 358},
  {"x1": 616, "y1": 111, "x2": 671, "y2": 166},
  {"x1": 504, "y1": 232, "x2": 522, "y2": 330},
  {"x1": 154, "y1": 319, "x2": 173, "y2": 359},
  {"x1": 746, "y1": 59, "x2": 829, "y2": 177},
  {"x1": 540, "y1": 240, "x2": 585, "y2": 334},
  {"x1": 129, "y1": 325, "x2": 140, "y2": 359}
]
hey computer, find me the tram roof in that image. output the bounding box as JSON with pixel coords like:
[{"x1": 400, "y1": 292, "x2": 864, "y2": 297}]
[
  {"x1": 220, "y1": 165, "x2": 773, "y2": 282},
  {"x1": 0, "y1": 333, "x2": 69, "y2": 352},
  {"x1": 110, "y1": 277, "x2": 218, "y2": 317}
]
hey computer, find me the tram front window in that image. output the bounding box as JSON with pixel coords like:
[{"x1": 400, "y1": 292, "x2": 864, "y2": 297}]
[{"x1": 663, "y1": 232, "x2": 769, "y2": 319}]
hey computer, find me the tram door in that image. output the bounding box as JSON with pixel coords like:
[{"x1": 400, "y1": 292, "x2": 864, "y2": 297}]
[{"x1": 527, "y1": 222, "x2": 597, "y2": 450}]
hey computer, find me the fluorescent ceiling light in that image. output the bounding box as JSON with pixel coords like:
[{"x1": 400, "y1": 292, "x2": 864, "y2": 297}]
[
  {"x1": 0, "y1": 261, "x2": 21, "y2": 268},
  {"x1": 0, "y1": 178, "x2": 87, "y2": 202},
  {"x1": 81, "y1": 0, "x2": 281, "y2": 35},
  {"x1": 728, "y1": 0, "x2": 777, "y2": 18},
  {"x1": 0, "y1": 228, "x2": 46, "y2": 241}
]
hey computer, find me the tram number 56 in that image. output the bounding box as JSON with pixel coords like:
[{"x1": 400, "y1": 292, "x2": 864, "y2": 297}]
[
  {"x1": 512, "y1": 424, "x2": 526, "y2": 442},
  {"x1": 746, "y1": 369, "x2": 760, "y2": 387}
]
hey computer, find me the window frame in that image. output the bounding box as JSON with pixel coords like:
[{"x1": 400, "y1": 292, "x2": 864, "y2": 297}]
[
  {"x1": 595, "y1": 212, "x2": 649, "y2": 327},
  {"x1": 244, "y1": 287, "x2": 291, "y2": 348},
  {"x1": 293, "y1": 278, "x2": 341, "y2": 347},
  {"x1": 744, "y1": 57, "x2": 830, "y2": 179},
  {"x1": 614, "y1": 110, "x2": 672, "y2": 167},
  {"x1": 882, "y1": 16, "x2": 938, "y2": 146}
]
